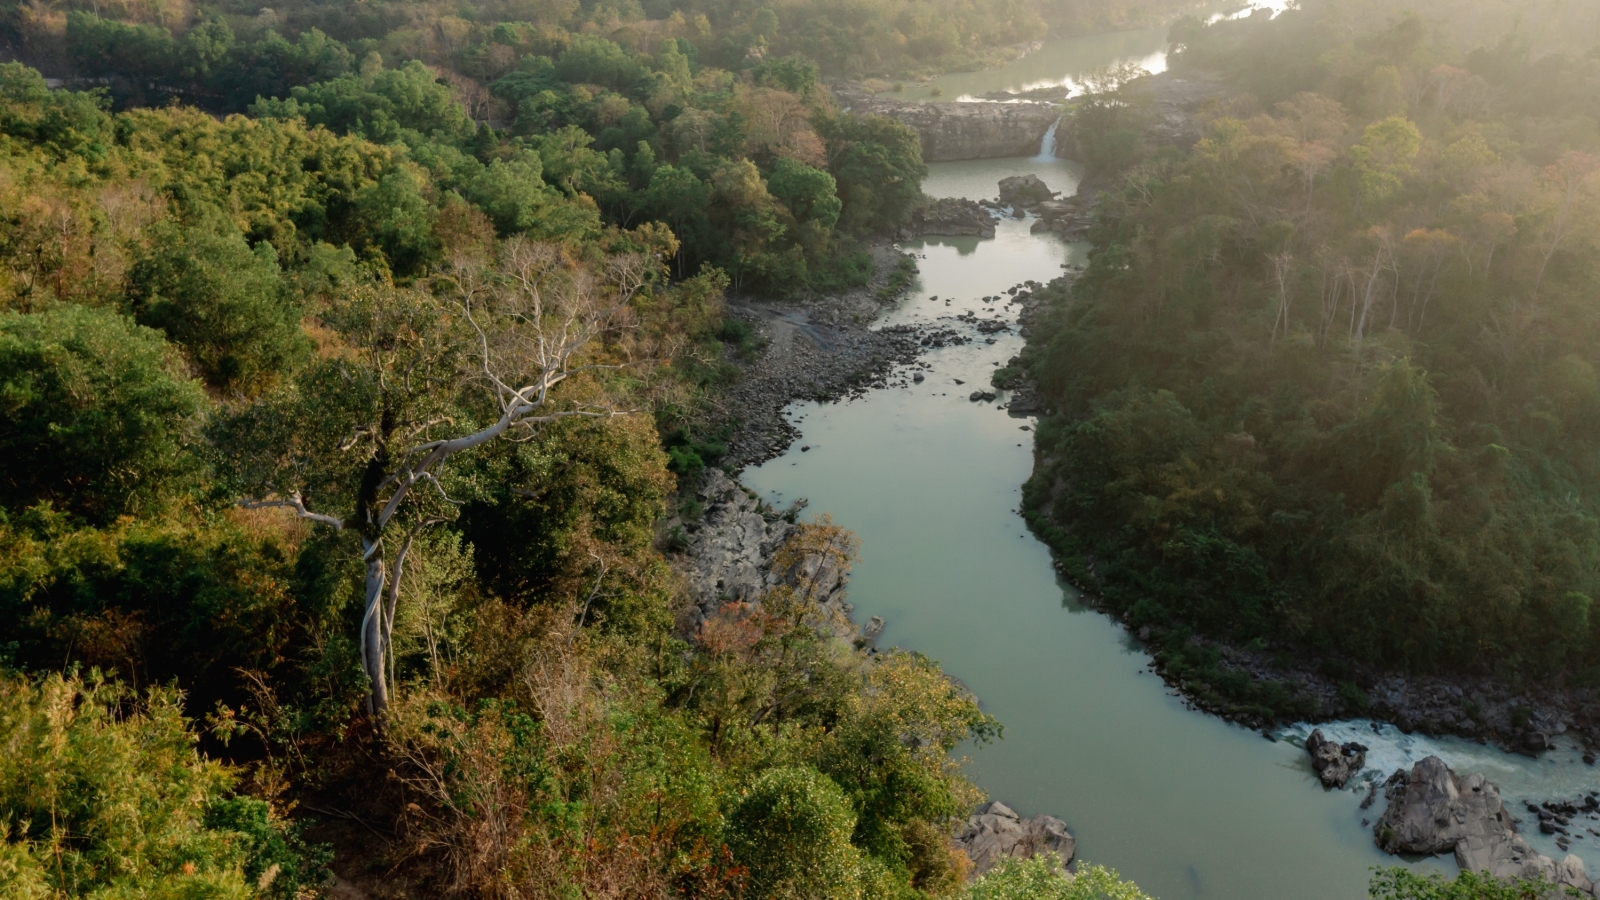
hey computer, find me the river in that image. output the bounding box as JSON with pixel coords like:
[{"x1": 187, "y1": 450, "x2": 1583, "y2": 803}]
[{"x1": 740, "y1": 19, "x2": 1600, "y2": 900}]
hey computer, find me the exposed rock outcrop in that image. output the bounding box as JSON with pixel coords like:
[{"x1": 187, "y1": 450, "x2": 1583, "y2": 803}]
[
  {"x1": 1029, "y1": 195, "x2": 1096, "y2": 241},
  {"x1": 1375, "y1": 757, "x2": 1597, "y2": 895},
  {"x1": 671, "y1": 469, "x2": 851, "y2": 635},
  {"x1": 673, "y1": 468, "x2": 796, "y2": 627},
  {"x1": 998, "y1": 174, "x2": 1057, "y2": 207},
  {"x1": 844, "y1": 96, "x2": 1060, "y2": 161},
  {"x1": 1305, "y1": 728, "x2": 1367, "y2": 788},
  {"x1": 953, "y1": 801, "x2": 1075, "y2": 877},
  {"x1": 904, "y1": 197, "x2": 996, "y2": 238}
]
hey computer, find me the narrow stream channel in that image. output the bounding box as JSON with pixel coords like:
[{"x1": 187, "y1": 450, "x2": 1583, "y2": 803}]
[{"x1": 740, "y1": 21, "x2": 1600, "y2": 897}]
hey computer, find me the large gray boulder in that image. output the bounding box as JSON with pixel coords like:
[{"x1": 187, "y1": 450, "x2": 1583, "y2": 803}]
[
  {"x1": 953, "y1": 801, "x2": 1075, "y2": 877},
  {"x1": 1375, "y1": 756, "x2": 1597, "y2": 896},
  {"x1": 997, "y1": 174, "x2": 1057, "y2": 208},
  {"x1": 673, "y1": 468, "x2": 793, "y2": 625},
  {"x1": 1305, "y1": 728, "x2": 1367, "y2": 788},
  {"x1": 1375, "y1": 757, "x2": 1513, "y2": 855}
]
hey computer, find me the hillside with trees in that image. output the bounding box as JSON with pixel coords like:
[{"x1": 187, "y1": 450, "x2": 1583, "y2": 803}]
[
  {"x1": 1020, "y1": 0, "x2": 1600, "y2": 719},
  {"x1": 0, "y1": 0, "x2": 1181, "y2": 890}
]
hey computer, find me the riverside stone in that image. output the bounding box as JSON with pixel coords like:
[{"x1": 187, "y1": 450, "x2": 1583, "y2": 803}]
[
  {"x1": 905, "y1": 197, "x2": 996, "y2": 238},
  {"x1": 1375, "y1": 756, "x2": 1600, "y2": 895},
  {"x1": 953, "y1": 801, "x2": 1076, "y2": 877},
  {"x1": 998, "y1": 174, "x2": 1057, "y2": 207},
  {"x1": 1305, "y1": 728, "x2": 1367, "y2": 788}
]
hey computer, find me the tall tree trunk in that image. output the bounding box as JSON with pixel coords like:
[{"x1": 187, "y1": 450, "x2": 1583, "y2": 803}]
[{"x1": 361, "y1": 538, "x2": 390, "y2": 718}]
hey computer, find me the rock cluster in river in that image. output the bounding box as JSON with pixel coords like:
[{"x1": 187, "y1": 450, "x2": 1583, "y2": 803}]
[
  {"x1": 1305, "y1": 728, "x2": 1367, "y2": 788},
  {"x1": 904, "y1": 197, "x2": 997, "y2": 238},
  {"x1": 952, "y1": 801, "x2": 1075, "y2": 877},
  {"x1": 1375, "y1": 756, "x2": 1598, "y2": 894}
]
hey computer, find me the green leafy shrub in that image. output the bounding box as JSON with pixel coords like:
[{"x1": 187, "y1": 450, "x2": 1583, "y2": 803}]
[
  {"x1": 962, "y1": 856, "x2": 1153, "y2": 900},
  {"x1": 0, "y1": 672, "x2": 324, "y2": 899},
  {"x1": 727, "y1": 766, "x2": 863, "y2": 900},
  {"x1": 0, "y1": 305, "x2": 203, "y2": 523}
]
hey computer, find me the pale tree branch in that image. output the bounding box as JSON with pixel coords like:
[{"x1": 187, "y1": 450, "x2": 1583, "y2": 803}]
[{"x1": 240, "y1": 493, "x2": 346, "y2": 530}]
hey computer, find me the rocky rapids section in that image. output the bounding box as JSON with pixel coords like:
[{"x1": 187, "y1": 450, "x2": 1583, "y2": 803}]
[
  {"x1": 1375, "y1": 755, "x2": 1598, "y2": 894},
  {"x1": 836, "y1": 89, "x2": 1060, "y2": 162}
]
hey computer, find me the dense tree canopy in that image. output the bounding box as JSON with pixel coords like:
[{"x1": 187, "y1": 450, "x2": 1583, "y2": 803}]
[{"x1": 1020, "y1": 0, "x2": 1600, "y2": 720}]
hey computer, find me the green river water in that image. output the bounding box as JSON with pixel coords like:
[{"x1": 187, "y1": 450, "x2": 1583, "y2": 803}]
[{"x1": 745, "y1": 20, "x2": 1600, "y2": 899}]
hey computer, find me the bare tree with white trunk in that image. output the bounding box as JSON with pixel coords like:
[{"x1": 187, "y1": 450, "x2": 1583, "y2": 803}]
[{"x1": 218, "y1": 240, "x2": 651, "y2": 717}]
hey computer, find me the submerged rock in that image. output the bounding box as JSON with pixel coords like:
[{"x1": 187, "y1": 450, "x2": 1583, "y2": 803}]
[
  {"x1": 1305, "y1": 728, "x2": 1367, "y2": 788},
  {"x1": 953, "y1": 801, "x2": 1075, "y2": 877},
  {"x1": 1375, "y1": 756, "x2": 1598, "y2": 895}
]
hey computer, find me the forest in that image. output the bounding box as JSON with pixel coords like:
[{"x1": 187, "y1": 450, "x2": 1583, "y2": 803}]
[
  {"x1": 0, "y1": 0, "x2": 1190, "y2": 895},
  {"x1": 1021, "y1": 0, "x2": 1600, "y2": 720}
]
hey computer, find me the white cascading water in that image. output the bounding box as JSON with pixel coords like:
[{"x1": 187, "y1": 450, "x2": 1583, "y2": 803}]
[{"x1": 1034, "y1": 118, "x2": 1060, "y2": 161}]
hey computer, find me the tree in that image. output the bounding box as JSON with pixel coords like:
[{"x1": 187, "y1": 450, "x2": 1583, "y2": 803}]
[
  {"x1": 1350, "y1": 117, "x2": 1422, "y2": 208},
  {"x1": 769, "y1": 157, "x2": 843, "y2": 230},
  {"x1": 214, "y1": 240, "x2": 651, "y2": 717},
  {"x1": 727, "y1": 766, "x2": 864, "y2": 900},
  {"x1": 0, "y1": 305, "x2": 202, "y2": 523},
  {"x1": 127, "y1": 218, "x2": 307, "y2": 392},
  {"x1": 962, "y1": 856, "x2": 1153, "y2": 900},
  {"x1": 820, "y1": 113, "x2": 928, "y2": 234},
  {"x1": 0, "y1": 672, "x2": 325, "y2": 899}
]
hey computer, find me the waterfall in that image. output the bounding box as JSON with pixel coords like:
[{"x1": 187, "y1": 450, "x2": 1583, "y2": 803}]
[{"x1": 1034, "y1": 118, "x2": 1060, "y2": 161}]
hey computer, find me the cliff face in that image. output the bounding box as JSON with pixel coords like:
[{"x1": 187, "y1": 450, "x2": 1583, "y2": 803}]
[{"x1": 847, "y1": 97, "x2": 1060, "y2": 161}]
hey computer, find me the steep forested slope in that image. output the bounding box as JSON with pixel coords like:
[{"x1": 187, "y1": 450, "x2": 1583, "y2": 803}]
[{"x1": 1021, "y1": 0, "x2": 1600, "y2": 720}]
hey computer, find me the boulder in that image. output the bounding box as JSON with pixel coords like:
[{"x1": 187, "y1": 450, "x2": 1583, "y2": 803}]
[
  {"x1": 672, "y1": 469, "x2": 849, "y2": 630},
  {"x1": 1375, "y1": 757, "x2": 1512, "y2": 855},
  {"x1": 1034, "y1": 199, "x2": 1077, "y2": 222},
  {"x1": 998, "y1": 174, "x2": 1057, "y2": 208},
  {"x1": 953, "y1": 801, "x2": 1075, "y2": 877},
  {"x1": 1375, "y1": 756, "x2": 1598, "y2": 895},
  {"x1": 906, "y1": 197, "x2": 996, "y2": 238},
  {"x1": 1305, "y1": 728, "x2": 1367, "y2": 788}
]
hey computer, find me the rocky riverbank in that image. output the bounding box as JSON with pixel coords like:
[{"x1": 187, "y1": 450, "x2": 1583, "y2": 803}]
[
  {"x1": 669, "y1": 220, "x2": 1079, "y2": 881},
  {"x1": 711, "y1": 244, "x2": 926, "y2": 469}
]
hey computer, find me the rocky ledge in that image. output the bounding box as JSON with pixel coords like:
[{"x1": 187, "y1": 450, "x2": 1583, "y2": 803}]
[
  {"x1": 668, "y1": 468, "x2": 850, "y2": 632},
  {"x1": 953, "y1": 801, "x2": 1075, "y2": 878},
  {"x1": 841, "y1": 94, "x2": 1060, "y2": 161},
  {"x1": 903, "y1": 197, "x2": 997, "y2": 239},
  {"x1": 1376, "y1": 756, "x2": 1596, "y2": 893}
]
